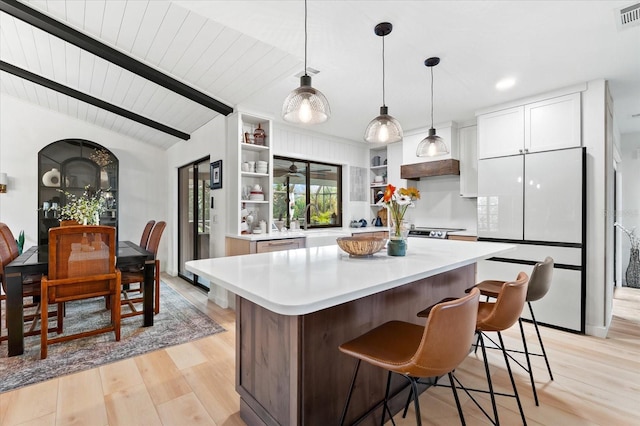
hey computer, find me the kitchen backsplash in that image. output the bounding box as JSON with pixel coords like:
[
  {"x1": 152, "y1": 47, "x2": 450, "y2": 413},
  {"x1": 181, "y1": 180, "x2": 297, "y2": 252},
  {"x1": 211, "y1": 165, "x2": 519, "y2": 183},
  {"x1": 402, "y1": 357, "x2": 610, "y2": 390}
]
[{"x1": 405, "y1": 175, "x2": 477, "y2": 234}]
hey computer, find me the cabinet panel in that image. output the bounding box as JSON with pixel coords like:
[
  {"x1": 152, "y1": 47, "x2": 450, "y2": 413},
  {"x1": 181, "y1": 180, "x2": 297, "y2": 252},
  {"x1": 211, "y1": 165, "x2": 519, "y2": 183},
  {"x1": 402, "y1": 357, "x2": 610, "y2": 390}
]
[
  {"x1": 525, "y1": 93, "x2": 581, "y2": 153},
  {"x1": 477, "y1": 106, "x2": 524, "y2": 159},
  {"x1": 477, "y1": 156, "x2": 524, "y2": 240},
  {"x1": 524, "y1": 148, "x2": 583, "y2": 243},
  {"x1": 458, "y1": 125, "x2": 477, "y2": 197},
  {"x1": 477, "y1": 260, "x2": 582, "y2": 332}
]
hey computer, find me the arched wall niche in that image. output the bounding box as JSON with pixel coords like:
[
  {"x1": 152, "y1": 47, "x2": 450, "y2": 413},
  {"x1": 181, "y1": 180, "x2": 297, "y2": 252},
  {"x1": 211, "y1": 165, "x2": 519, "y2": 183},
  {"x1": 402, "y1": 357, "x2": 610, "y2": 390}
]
[{"x1": 38, "y1": 139, "x2": 119, "y2": 244}]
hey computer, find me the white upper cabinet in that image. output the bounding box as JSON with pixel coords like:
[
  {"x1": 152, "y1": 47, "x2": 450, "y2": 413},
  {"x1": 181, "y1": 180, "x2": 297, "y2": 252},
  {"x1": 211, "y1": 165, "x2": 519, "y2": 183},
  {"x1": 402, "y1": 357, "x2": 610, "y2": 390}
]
[
  {"x1": 477, "y1": 107, "x2": 524, "y2": 159},
  {"x1": 525, "y1": 93, "x2": 581, "y2": 153},
  {"x1": 478, "y1": 92, "x2": 581, "y2": 159},
  {"x1": 458, "y1": 125, "x2": 478, "y2": 198}
]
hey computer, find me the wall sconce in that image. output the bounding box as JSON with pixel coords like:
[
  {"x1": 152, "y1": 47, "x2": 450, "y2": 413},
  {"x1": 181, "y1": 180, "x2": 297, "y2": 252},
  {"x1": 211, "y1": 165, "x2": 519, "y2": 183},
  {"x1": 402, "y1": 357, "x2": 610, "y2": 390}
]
[{"x1": 0, "y1": 173, "x2": 7, "y2": 193}]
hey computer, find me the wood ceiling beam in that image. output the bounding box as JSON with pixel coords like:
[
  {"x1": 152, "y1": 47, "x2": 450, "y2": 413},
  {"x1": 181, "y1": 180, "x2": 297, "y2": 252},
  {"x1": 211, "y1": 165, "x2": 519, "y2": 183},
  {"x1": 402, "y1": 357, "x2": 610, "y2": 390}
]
[
  {"x1": 1, "y1": 60, "x2": 191, "y2": 140},
  {"x1": 0, "y1": 0, "x2": 233, "y2": 117}
]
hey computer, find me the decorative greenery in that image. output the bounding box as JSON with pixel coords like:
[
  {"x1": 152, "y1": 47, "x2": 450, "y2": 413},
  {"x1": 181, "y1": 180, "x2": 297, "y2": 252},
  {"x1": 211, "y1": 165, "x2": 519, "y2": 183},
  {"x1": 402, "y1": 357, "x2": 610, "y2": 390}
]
[
  {"x1": 57, "y1": 186, "x2": 108, "y2": 225},
  {"x1": 377, "y1": 184, "x2": 420, "y2": 238},
  {"x1": 615, "y1": 222, "x2": 639, "y2": 250},
  {"x1": 16, "y1": 230, "x2": 24, "y2": 255}
]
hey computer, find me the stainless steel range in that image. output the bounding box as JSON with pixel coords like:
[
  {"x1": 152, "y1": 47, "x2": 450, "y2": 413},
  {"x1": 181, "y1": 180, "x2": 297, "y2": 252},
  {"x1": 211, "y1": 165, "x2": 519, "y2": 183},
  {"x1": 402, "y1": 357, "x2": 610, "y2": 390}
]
[{"x1": 408, "y1": 227, "x2": 466, "y2": 239}]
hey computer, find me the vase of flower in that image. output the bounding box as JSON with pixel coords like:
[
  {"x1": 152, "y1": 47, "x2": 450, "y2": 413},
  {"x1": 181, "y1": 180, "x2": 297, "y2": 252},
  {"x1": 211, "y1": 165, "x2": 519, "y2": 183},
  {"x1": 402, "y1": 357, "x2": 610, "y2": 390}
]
[
  {"x1": 626, "y1": 248, "x2": 640, "y2": 288},
  {"x1": 615, "y1": 222, "x2": 640, "y2": 288},
  {"x1": 377, "y1": 184, "x2": 420, "y2": 257}
]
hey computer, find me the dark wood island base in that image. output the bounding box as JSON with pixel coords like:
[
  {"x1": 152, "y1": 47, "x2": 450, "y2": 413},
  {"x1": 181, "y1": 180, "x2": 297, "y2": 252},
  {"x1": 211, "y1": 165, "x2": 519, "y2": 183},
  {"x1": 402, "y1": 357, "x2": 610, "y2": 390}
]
[{"x1": 235, "y1": 264, "x2": 475, "y2": 426}]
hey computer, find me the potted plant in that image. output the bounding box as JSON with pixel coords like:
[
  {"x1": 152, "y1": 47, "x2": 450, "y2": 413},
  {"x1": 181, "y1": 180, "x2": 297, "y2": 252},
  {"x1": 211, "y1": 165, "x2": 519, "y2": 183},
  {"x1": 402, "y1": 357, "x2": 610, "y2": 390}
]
[{"x1": 58, "y1": 186, "x2": 108, "y2": 225}]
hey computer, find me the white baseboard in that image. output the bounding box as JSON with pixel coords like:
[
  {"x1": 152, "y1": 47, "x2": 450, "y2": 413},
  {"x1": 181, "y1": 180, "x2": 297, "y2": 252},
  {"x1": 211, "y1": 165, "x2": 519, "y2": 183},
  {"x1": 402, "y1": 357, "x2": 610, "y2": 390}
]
[{"x1": 585, "y1": 324, "x2": 609, "y2": 338}]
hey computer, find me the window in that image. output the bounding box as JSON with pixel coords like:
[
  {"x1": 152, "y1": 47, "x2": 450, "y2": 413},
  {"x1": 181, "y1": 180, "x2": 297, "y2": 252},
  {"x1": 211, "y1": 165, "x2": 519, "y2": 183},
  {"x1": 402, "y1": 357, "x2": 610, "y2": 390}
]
[{"x1": 273, "y1": 156, "x2": 342, "y2": 229}]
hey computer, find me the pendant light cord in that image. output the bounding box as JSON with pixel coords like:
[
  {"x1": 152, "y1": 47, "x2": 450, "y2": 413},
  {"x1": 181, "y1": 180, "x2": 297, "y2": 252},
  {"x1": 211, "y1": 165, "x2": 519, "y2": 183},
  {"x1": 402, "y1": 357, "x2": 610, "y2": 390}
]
[
  {"x1": 382, "y1": 35, "x2": 386, "y2": 107},
  {"x1": 304, "y1": 0, "x2": 308, "y2": 77},
  {"x1": 430, "y1": 66, "x2": 434, "y2": 128}
]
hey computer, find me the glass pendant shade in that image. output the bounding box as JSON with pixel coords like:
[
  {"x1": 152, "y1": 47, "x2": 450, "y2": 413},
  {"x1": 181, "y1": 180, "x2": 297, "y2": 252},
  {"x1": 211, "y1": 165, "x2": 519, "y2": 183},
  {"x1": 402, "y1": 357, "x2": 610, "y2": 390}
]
[
  {"x1": 283, "y1": 75, "x2": 331, "y2": 124},
  {"x1": 416, "y1": 127, "x2": 448, "y2": 157},
  {"x1": 364, "y1": 106, "x2": 403, "y2": 143}
]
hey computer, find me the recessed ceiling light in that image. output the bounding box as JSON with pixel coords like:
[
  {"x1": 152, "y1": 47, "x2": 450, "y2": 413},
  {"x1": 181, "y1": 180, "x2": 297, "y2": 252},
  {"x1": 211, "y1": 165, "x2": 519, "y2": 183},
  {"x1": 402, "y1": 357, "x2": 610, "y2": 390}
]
[{"x1": 496, "y1": 78, "x2": 516, "y2": 91}]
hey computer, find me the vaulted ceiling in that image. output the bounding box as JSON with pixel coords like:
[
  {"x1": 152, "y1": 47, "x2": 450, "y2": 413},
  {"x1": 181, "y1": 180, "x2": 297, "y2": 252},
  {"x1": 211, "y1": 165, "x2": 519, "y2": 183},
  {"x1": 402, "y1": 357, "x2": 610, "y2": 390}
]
[{"x1": 2, "y1": 1, "x2": 639, "y2": 150}]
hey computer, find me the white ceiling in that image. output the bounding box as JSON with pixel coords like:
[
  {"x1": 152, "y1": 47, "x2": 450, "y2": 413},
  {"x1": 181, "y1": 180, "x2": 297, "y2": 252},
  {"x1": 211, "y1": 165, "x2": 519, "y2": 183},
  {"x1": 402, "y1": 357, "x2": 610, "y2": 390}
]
[{"x1": 1, "y1": 0, "x2": 639, "y2": 149}]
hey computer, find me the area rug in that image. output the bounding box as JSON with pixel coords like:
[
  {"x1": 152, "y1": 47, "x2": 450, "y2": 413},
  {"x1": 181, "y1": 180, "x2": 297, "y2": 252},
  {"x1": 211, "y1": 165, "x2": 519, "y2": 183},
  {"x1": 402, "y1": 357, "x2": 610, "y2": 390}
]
[{"x1": 0, "y1": 281, "x2": 225, "y2": 393}]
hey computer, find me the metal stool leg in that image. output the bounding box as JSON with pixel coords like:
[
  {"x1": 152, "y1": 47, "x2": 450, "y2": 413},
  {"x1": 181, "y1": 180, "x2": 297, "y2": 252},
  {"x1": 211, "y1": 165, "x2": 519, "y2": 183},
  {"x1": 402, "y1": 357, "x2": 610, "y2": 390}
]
[
  {"x1": 497, "y1": 332, "x2": 527, "y2": 425},
  {"x1": 340, "y1": 359, "x2": 361, "y2": 425},
  {"x1": 529, "y1": 302, "x2": 553, "y2": 380},
  {"x1": 479, "y1": 332, "x2": 500, "y2": 425},
  {"x1": 519, "y1": 318, "x2": 539, "y2": 406},
  {"x1": 448, "y1": 372, "x2": 466, "y2": 426},
  {"x1": 409, "y1": 377, "x2": 422, "y2": 426}
]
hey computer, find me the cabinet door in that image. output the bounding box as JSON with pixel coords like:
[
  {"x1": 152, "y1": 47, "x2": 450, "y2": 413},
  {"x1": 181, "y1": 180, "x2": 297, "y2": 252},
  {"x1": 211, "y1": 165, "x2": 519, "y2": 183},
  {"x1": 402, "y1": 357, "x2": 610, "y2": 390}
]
[
  {"x1": 459, "y1": 125, "x2": 477, "y2": 197},
  {"x1": 477, "y1": 106, "x2": 524, "y2": 159},
  {"x1": 525, "y1": 93, "x2": 581, "y2": 153},
  {"x1": 477, "y1": 156, "x2": 524, "y2": 240},
  {"x1": 524, "y1": 148, "x2": 583, "y2": 243}
]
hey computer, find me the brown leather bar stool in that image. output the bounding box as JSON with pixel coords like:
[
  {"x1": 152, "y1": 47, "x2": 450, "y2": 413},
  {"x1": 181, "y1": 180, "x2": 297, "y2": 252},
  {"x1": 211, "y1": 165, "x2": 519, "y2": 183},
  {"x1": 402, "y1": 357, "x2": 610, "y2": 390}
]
[
  {"x1": 465, "y1": 272, "x2": 529, "y2": 425},
  {"x1": 338, "y1": 288, "x2": 480, "y2": 426},
  {"x1": 475, "y1": 257, "x2": 554, "y2": 406}
]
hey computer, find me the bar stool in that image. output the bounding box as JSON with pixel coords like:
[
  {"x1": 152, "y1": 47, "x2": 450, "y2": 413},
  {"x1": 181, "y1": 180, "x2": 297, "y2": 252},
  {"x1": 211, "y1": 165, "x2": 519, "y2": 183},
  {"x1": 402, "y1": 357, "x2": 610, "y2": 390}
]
[
  {"x1": 465, "y1": 271, "x2": 529, "y2": 425},
  {"x1": 338, "y1": 288, "x2": 480, "y2": 426},
  {"x1": 475, "y1": 257, "x2": 554, "y2": 406}
]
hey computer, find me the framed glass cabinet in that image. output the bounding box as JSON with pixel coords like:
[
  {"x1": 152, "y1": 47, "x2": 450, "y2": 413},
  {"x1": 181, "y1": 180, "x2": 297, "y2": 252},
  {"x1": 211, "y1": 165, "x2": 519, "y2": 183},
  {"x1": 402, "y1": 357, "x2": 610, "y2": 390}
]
[{"x1": 38, "y1": 139, "x2": 118, "y2": 244}]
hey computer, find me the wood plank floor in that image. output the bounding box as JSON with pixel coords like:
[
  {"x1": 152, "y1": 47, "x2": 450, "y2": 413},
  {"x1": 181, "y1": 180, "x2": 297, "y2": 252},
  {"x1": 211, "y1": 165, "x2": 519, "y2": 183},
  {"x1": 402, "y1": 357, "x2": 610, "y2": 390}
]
[{"x1": 1, "y1": 276, "x2": 639, "y2": 425}]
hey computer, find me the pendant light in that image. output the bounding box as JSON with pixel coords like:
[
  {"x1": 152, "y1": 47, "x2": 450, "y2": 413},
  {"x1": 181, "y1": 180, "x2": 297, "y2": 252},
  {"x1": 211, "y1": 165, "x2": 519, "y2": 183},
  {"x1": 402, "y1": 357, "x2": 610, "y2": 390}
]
[
  {"x1": 416, "y1": 57, "x2": 448, "y2": 157},
  {"x1": 364, "y1": 22, "x2": 403, "y2": 144},
  {"x1": 282, "y1": 0, "x2": 331, "y2": 124}
]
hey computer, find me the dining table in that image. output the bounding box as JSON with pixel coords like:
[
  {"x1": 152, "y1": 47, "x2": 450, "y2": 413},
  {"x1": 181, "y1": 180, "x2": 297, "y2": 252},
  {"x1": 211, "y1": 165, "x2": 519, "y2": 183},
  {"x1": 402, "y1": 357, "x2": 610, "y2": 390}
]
[{"x1": 4, "y1": 240, "x2": 155, "y2": 357}]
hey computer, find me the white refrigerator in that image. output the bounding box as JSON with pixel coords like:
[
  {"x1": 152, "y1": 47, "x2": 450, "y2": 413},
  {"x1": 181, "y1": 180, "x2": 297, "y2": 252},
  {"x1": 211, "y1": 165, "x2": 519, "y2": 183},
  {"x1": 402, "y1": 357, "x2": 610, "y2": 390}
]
[{"x1": 477, "y1": 147, "x2": 585, "y2": 332}]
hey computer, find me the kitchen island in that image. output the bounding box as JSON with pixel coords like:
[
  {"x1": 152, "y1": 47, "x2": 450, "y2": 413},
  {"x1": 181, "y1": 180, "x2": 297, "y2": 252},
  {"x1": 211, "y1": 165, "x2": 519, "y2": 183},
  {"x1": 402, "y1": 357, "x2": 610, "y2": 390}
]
[{"x1": 186, "y1": 238, "x2": 514, "y2": 426}]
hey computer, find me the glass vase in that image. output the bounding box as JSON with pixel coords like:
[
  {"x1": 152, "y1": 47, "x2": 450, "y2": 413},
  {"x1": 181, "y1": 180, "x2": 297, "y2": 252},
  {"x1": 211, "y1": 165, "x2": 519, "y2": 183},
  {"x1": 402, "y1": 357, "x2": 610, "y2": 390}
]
[{"x1": 387, "y1": 238, "x2": 407, "y2": 256}]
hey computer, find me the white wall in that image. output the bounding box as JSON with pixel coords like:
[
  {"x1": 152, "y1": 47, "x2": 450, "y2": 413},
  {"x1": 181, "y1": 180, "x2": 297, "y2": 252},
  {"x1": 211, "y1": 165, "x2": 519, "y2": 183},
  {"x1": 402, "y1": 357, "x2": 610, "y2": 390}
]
[
  {"x1": 165, "y1": 115, "x2": 227, "y2": 275},
  {"x1": 618, "y1": 132, "x2": 640, "y2": 284},
  {"x1": 0, "y1": 94, "x2": 168, "y2": 266}
]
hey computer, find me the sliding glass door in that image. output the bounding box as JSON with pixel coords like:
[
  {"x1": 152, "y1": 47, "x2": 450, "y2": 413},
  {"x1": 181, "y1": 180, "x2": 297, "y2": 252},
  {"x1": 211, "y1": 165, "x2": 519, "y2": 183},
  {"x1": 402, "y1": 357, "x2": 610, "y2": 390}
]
[{"x1": 178, "y1": 157, "x2": 210, "y2": 290}]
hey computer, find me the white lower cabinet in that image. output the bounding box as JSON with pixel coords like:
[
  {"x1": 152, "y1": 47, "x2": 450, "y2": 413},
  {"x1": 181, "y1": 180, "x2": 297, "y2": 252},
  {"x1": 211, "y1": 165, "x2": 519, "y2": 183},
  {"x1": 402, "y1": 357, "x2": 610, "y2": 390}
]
[{"x1": 476, "y1": 244, "x2": 583, "y2": 332}]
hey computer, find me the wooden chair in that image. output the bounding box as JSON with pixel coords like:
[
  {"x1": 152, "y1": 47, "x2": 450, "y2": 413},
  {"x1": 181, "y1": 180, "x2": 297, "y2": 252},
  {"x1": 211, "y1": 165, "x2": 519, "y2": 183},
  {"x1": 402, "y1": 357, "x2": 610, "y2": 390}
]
[
  {"x1": 339, "y1": 288, "x2": 481, "y2": 425},
  {"x1": 40, "y1": 225, "x2": 121, "y2": 359},
  {"x1": 0, "y1": 223, "x2": 58, "y2": 343},
  {"x1": 121, "y1": 221, "x2": 165, "y2": 317},
  {"x1": 139, "y1": 220, "x2": 155, "y2": 249}
]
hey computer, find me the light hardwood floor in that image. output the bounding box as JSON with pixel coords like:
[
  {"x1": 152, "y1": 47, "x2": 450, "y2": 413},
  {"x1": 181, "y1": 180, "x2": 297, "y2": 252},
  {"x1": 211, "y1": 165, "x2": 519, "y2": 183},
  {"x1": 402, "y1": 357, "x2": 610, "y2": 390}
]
[{"x1": 1, "y1": 276, "x2": 639, "y2": 425}]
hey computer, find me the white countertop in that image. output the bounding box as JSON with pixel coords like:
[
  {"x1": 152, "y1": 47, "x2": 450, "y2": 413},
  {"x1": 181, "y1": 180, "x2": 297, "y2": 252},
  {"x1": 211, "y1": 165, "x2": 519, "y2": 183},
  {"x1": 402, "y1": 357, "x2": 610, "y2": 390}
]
[
  {"x1": 227, "y1": 226, "x2": 387, "y2": 241},
  {"x1": 186, "y1": 238, "x2": 514, "y2": 316}
]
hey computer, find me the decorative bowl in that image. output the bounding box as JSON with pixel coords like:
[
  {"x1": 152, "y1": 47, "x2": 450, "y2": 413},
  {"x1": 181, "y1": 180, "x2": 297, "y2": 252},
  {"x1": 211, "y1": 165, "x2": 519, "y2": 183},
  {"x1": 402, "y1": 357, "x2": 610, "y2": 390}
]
[{"x1": 336, "y1": 236, "x2": 386, "y2": 257}]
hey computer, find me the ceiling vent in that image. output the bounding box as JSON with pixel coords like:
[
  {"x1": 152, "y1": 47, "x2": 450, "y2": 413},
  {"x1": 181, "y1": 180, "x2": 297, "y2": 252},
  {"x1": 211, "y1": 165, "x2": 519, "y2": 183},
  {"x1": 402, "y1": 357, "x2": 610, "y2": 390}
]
[{"x1": 617, "y1": 3, "x2": 640, "y2": 30}]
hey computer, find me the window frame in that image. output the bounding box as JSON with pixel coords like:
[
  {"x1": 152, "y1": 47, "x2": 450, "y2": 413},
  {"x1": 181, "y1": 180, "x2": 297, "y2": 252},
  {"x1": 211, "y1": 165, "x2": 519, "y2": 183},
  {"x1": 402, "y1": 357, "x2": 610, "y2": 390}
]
[{"x1": 273, "y1": 155, "x2": 342, "y2": 230}]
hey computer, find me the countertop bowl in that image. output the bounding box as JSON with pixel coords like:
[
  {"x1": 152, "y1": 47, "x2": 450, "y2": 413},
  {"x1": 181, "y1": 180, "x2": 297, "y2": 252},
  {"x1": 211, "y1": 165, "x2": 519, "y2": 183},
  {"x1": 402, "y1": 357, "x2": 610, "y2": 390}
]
[{"x1": 336, "y1": 236, "x2": 386, "y2": 257}]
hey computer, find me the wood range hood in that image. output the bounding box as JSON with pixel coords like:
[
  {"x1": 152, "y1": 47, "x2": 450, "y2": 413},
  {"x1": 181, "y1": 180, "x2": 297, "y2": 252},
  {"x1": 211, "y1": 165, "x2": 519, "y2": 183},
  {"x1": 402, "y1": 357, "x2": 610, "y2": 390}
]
[{"x1": 400, "y1": 159, "x2": 460, "y2": 180}]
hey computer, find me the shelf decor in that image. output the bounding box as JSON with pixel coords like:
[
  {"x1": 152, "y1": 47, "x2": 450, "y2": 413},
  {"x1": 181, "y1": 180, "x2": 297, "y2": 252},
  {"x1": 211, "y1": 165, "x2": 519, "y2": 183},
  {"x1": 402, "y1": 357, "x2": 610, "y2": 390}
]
[
  {"x1": 376, "y1": 184, "x2": 420, "y2": 256},
  {"x1": 615, "y1": 222, "x2": 640, "y2": 288}
]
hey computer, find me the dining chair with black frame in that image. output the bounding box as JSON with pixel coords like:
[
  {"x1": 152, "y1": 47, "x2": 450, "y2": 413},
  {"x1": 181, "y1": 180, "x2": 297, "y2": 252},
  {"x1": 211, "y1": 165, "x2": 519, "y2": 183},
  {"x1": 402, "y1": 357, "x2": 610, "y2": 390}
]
[{"x1": 40, "y1": 225, "x2": 121, "y2": 359}]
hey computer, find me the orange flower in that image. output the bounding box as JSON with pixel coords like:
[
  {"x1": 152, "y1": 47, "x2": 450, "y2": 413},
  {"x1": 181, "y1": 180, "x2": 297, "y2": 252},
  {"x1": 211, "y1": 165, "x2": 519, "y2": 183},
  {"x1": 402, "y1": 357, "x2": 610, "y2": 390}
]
[{"x1": 383, "y1": 184, "x2": 396, "y2": 202}]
